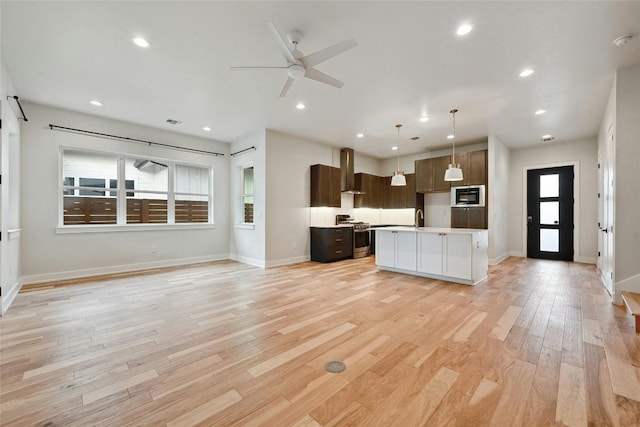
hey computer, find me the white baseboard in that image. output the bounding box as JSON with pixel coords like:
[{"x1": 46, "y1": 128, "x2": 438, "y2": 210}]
[
  {"x1": 20, "y1": 254, "x2": 230, "y2": 286},
  {"x1": 489, "y1": 252, "x2": 510, "y2": 265},
  {"x1": 615, "y1": 272, "x2": 640, "y2": 305},
  {"x1": 230, "y1": 254, "x2": 266, "y2": 269},
  {"x1": 510, "y1": 251, "x2": 525, "y2": 257},
  {"x1": 265, "y1": 255, "x2": 310, "y2": 268},
  {"x1": 575, "y1": 256, "x2": 597, "y2": 264},
  {"x1": 2, "y1": 278, "x2": 24, "y2": 316}
]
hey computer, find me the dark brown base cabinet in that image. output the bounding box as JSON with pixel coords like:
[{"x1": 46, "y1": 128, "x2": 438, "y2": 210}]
[
  {"x1": 451, "y1": 207, "x2": 487, "y2": 229},
  {"x1": 310, "y1": 227, "x2": 353, "y2": 262}
]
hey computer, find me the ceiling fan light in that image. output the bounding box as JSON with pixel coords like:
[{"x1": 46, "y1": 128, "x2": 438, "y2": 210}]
[
  {"x1": 288, "y1": 64, "x2": 306, "y2": 80},
  {"x1": 391, "y1": 171, "x2": 407, "y2": 186},
  {"x1": 444, "y1": 164, "x2": 464, "y2": 181}
]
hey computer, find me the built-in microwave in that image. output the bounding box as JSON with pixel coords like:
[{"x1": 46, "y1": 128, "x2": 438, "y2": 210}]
[{"x1": 451, "y1": 185, "x2": 485, "y2": 207}]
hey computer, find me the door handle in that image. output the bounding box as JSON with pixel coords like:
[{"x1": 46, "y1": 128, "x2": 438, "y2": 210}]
[{"x1": 527, "y1": 216, "x2": 533, "y2": 223}]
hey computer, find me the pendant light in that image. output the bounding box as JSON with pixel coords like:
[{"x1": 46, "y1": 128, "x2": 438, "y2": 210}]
[
  {"x1": 390, "y1": 124, "x2": 406, "y2": 186},
  {"x1": 444, "y1": 108, "x2": 464, "y2": 182}
]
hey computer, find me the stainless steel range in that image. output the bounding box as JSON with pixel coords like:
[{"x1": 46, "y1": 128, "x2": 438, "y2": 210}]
[{"x1": 336, "y1": 215, "x2": 371, "y2": 258}]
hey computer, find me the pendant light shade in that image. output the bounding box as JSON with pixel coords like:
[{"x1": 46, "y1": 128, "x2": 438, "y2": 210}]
[
  {"x1": 391, "y1": 171, "x2": 407, "y2": 186},
  {"x1": 391, "y1": 124, "x2": 406, "y2": 186},
  {"x1": 444, "y1": 108, "x2": 464, "y2": 182}
]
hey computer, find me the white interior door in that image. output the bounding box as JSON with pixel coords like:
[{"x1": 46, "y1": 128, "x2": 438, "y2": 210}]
[{"x1": 602, "y1": 124, "x2": 615, "y2": 296}]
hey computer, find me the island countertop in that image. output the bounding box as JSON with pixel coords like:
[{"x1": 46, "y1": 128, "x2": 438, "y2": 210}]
[{"x1": 376, "y1": 226, "x2": 487, "y2": 234}]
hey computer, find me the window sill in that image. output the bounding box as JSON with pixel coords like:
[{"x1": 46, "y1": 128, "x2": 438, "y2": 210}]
[
  {"x1": 56, "y1": 223, "x2": 216, "y2": 234},
  {"x1": 235, "y1": 223, "x2": 255, "y2": 230}
]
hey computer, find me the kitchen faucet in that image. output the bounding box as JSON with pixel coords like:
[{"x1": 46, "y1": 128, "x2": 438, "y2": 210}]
[{"x1": 414, "y1": 208, "x2": 424, "y2": 227}]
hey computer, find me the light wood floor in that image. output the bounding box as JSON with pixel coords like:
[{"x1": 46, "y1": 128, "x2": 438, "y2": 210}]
[{"x1": 1, "y1": 257, "x2": 639, "y2": 426}]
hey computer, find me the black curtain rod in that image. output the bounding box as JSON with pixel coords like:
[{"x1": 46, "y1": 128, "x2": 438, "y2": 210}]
[
  {"x1": 8, "y1": 96, "x2": 28, "y2": 121},
  {"x1": 230, "y1": 146, "x2": 256, "y2": 157},
  {"x1": 48, "y1": 124, "x2": 225, "y2": 157}
]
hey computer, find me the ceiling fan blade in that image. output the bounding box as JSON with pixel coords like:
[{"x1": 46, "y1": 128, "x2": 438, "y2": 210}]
[
  {"x1": 280, "y1": 77, "x2": 295, "y2": 97},
  {"x1": 304, "y1": 67, "x2": 344, "y2": 88},
  {"x1": 265, "y1": 21, "x2": 298, "y2": 64},
  {"x1": 301, "y1": 38, "x2": 357, "y2": 67},
  {"x1": 230, "y1": 66, "x2": 288, "y2": 71}
]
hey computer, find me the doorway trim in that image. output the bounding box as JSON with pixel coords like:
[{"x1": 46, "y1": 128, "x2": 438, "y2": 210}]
[{"x1": 521, "y1": 161, "x2": 583, "y2": 262}]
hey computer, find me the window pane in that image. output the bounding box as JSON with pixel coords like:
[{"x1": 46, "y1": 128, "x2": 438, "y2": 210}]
[
  {"x1": 63, "y1": 177, "x2": 75, "y2": 195},
  {"x1": 175, "y1": 164, "x2": 208, "y2": 195},
  {"x1": 243, "y1": 167, "x2": 254, "y2": 195},
  {"x1": 125, "y1": 157, "x2": 168, "y2": 192},
  {"x1": 126, "y1": 192, "x2": 167, "y2": 224},
  {"x1": 175, "y1": 195, "x2": 208, "y2": 223},
  {"x1": 539, "y1": 202, "x2": 559, "y2": 225},
  {"x1": 243, "y1": 195, "x2": 254, "y2": 223},
  {"x1": 79, "y1": 178, "x2": 106, "y2": 196},
  {"x1": 540, "y1": 229, "x2": 559, "y2": 252},
  {"x1": 540, "y1": 174, "x2": 559, "y2": 198},
  {"x1": 63, "y1": 195, "x2": 117, "y2": 225}
]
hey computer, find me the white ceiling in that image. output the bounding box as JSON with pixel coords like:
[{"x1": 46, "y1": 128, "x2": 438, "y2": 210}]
[{"x1": 2, "y1": 1, "x2": 639, "y2": 158}]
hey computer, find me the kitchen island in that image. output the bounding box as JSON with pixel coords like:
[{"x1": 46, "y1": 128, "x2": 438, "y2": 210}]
[{"x1": 375, "y1": 226, "x2": 488, "y2": 285}]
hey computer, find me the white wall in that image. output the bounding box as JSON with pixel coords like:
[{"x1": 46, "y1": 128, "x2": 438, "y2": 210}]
[
  {"x1": 20, "y1": 102, "x2": 230, "y2": 283},
  {"x1": 508, "y1": 137, "x2": 598, "y2": 262},
  {"x1": 614, "y1": 63, "x2": 640, "y2": 297},
  {"x1": 1, "y1": 63, "x2": 22, "y2": 314},
  {"x1": 488, "y1": 135, "x2": 510, "y2": 264},
  {"x1": 229, "y1": 130, "x2": 266, "y2": 267}
]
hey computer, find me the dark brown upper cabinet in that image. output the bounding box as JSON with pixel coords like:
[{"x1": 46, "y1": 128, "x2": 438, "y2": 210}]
[
  {"x1": 450, "y1": 149, "x2": 487, "y2": 187},
  {"x1": 310, "y1": 164, "x2": 341, "y2": 207},
  {"x1": 354, "y1": 173, "x2": 382, "y2": 208},
  {"x1": 415, "y1": 156, "x2": 451, "y2": 193}
]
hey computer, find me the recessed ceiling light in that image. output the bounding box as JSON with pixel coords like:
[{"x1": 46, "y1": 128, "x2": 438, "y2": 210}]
[
  {"x1": 519, "y1": 68, "x2": 534, "y2": 77},
  {"x1": 419, "y1": 116, "x2": 429, "y2": 122},
  {"x1": 535, "y1": 109, "x2": 546, "y2": 115},
  {"x1": 356, "y1": 133, "x2": 364, "y2": 138},
  {"x1": 457, "y1": 24, "x2": 472, "y2": 36},
  {"x1": 392, "y1": 146, "x2": 398, "y2": 151},
  {"x1": 296, "y1": 102, "x2": 306, "y2": 110},
  {"x1": 541, "y1": 134, "x2": 555, "y2": 142},
  {"x1": 203, "y1": 126, "x2": 211, "y2": 131},
  {"x1": 90, "y1": 100, "x2": 103, "y2": 106},
  {"x1": 447, "y1": 134, "x2": 454, "y2": 139},
  {"x1": 132, "y1": 37, "x2": 151, "y2": 48}
]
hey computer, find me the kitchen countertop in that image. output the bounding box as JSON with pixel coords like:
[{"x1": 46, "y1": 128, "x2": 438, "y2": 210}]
[
  {"x1": 376, "y1": 226, "x2": 487, "y2": 234},
  {"x1": 309, "y1": 224, "x2": 355, "y2": 228}
]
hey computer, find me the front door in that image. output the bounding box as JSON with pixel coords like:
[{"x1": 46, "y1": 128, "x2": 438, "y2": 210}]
[{"x1": 527, "y1": 166, "x2": 574, "y2": 261}]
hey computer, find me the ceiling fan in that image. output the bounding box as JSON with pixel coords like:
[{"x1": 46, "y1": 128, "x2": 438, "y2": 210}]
[{"x1": 231, "y1": 22, "x2": 357, "y2": 97}]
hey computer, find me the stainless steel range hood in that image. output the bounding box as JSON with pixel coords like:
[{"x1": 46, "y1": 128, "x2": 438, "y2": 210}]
[{"x1": 340, "y1": 148, "x2": 365, "y2": 194}]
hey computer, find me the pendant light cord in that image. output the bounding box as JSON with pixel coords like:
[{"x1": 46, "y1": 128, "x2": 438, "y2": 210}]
[
  {"x1": 450, "y1": 109, "x2": 458, "y2": 164},
  {"x1": 396, "y1": 124, "x2": 402, "y2": 170}
]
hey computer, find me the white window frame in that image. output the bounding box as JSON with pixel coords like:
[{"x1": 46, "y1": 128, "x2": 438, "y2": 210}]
[
  {"x1": 236, "y1": 162, "x2": 255, "y2": 229},
  {"x1": 57, "y1": 146, "x2": 215, "y2": 233}
]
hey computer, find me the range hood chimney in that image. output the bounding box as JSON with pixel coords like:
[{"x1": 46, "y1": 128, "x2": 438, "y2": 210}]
[{"x1": 340, "y1": 148, "x2": 364, "y2": 194}]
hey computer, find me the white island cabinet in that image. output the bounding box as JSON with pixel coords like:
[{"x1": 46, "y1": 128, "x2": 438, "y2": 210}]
[{"x1": 375, "y1": 227, "x2": 488, "y2": 285}]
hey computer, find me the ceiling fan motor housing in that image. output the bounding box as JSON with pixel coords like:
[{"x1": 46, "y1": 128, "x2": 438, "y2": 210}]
[{"x1": 288, "y1": 64, "x2": 306, "y2": 80}]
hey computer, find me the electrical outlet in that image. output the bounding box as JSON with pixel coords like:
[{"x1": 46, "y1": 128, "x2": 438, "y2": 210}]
[
  {"x1": 151, "y1": 245, "x2": 157, "y2": 254},
  {"x1": 292, "y1": 243, "x2": 297, "y2": 249}
]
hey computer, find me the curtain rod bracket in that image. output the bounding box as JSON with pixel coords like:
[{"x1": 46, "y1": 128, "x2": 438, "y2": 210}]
[{"x1": 8, "y1": 95, "x2": 28, "y2": 121}]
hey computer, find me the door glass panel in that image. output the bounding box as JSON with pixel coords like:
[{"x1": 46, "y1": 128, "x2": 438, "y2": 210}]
[
  {"x1": 539, "y1": 201, "x2": 559, "y2": 225},
  {"x1": 540, "y1": 174, "x2": 559, "y2": 197},
  {"x1": 540, "y1": 229, "x2": 559, "y2": 252}
]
